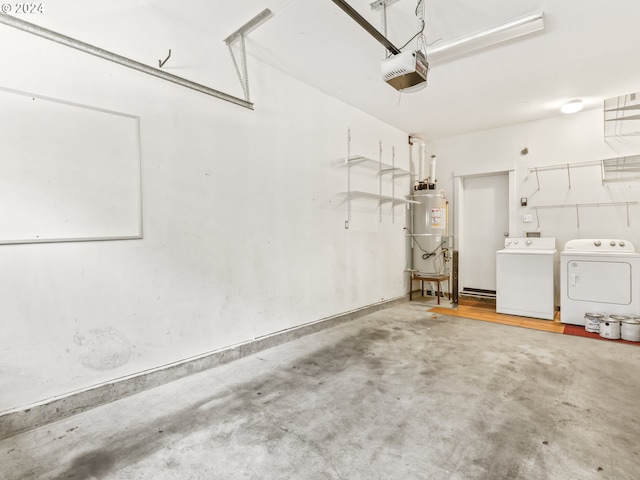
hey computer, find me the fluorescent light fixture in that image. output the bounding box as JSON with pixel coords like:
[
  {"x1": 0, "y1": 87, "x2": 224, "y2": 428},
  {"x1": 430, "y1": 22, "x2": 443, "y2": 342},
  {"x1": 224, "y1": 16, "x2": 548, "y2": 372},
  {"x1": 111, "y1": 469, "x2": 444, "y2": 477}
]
[
  {"x1": 561, "y1": 99, "x2": 584, "y2": 114},
  {"x1": 426, "y1": 12, "x2": 544, "y2": 64}
]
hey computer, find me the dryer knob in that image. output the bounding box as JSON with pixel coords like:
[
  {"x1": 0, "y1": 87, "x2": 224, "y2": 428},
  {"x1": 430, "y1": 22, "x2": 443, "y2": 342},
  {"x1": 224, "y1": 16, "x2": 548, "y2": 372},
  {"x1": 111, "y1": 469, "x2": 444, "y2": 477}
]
[
  {"x1": 594, "y1": 240, "x2": 601, "y2": 247},
  {"x1": 620, "y1": 241, "x2": 626, "y2": 247},
  {"x1": 610, "y1": 240, "x2": 616, "y2": 247}
]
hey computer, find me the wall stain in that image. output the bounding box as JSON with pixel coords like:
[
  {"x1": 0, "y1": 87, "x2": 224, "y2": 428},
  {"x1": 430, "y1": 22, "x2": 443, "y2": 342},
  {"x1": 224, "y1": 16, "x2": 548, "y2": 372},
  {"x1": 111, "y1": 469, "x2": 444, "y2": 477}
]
[{"x1": 73, "y1": 327, "x2": 132, "y2": 371}]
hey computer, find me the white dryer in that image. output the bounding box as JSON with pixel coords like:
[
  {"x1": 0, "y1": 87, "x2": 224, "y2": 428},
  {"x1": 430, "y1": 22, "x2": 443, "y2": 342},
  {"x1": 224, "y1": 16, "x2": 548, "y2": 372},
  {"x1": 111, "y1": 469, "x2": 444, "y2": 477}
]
[
  {"x1": 561, "y1": 239, "x2": 640, "y2": 326},
  {"x1": 496, "y1": 237, "x2": 557, "y2": 320}
]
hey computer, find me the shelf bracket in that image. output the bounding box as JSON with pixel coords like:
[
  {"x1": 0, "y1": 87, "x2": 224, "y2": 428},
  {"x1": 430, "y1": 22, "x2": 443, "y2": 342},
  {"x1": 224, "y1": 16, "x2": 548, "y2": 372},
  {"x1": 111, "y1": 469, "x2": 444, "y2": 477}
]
[
  {"x1": 567, "y1": 163, "x2": 572, "y2": 189},
  {"x1": 224, "y1": 8, "x2": 273, "y2": 103},
  {"x1": 534, "y1": 167, "x2": 540, "y2": 192}
]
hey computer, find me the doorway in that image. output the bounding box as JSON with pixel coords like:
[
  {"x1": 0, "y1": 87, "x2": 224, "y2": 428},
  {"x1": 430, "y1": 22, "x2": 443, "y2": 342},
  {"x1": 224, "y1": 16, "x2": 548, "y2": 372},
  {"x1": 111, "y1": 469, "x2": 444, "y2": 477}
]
[{"x1": 454, "y1": 168, "x2": 515, "y2": 296}]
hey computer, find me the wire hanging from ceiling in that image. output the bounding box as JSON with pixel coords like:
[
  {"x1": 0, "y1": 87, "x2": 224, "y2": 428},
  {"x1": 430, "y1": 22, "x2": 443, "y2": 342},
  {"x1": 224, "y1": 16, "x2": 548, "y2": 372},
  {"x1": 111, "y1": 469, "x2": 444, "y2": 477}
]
[
  {"x1": 398, "y1": 0, "x2": 425, "y2": 52},
  {"x1": 396, "y1": 0, "x2": 442, "y2": 58}
]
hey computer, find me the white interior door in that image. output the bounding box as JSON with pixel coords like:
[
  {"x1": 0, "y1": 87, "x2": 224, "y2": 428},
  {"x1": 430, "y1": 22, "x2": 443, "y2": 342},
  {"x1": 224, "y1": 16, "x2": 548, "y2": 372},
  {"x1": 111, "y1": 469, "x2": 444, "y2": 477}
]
[{"x1": 462, "y1": 173, "x2": 509, "y2": 292}]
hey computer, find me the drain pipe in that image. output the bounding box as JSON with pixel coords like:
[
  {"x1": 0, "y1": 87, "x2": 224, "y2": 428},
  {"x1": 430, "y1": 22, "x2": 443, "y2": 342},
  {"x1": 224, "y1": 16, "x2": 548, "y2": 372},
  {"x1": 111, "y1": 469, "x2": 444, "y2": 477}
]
[
  {"x1": 429, "y1": 154, "x2": 437, "y2": 186},
  {"x1": 409, "y1": 135, "x2": 426, "y2": 184},
  {"x1": 407, "y1": 135, "x2": 425, "y2": 295}
]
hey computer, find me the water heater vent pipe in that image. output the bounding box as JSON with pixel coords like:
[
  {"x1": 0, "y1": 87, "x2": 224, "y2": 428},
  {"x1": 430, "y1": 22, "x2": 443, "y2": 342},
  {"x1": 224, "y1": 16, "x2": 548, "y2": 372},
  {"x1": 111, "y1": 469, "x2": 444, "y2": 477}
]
[
  {"x1": 409, "y1": 135, "x2": 426, "y2": 179},
  {"x1": 430, "y1": 154, "x2": 437, "y2": 183}
]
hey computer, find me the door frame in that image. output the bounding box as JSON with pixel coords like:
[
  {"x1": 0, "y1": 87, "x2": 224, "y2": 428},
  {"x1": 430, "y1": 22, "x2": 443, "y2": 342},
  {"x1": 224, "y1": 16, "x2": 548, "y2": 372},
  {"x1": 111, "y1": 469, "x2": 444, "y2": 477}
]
[{"x1": 453, "y1": 164, "x2": 516, "y2": 292}]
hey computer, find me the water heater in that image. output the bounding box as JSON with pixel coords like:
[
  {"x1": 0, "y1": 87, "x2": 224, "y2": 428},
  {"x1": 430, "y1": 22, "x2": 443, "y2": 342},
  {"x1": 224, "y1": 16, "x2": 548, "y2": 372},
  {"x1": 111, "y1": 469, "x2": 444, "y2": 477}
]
[{"x1": 408, "y1": 191, "x2": 449, "y2": 275}]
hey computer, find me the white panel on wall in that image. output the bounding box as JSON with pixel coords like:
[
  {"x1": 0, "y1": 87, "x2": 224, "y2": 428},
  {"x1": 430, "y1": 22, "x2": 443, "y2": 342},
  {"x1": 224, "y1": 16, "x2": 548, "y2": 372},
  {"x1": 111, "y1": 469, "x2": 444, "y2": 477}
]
[{"x1": 0, "y1": 87, "x2": 142, "y2": 244}]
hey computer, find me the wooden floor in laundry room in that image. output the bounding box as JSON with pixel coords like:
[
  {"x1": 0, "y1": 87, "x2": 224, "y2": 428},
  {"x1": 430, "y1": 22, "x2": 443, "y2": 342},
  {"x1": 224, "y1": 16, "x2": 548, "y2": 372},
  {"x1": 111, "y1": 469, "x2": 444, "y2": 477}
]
[
  {"x1": 425, "y1": 293, "x2": 640, "y2": 345},
  {"x1": 429, "y1": 297, "x2": 564, "y2": 334},
  {"x1": 412, "y1": 289, "x2": 563, "y2": 333}
]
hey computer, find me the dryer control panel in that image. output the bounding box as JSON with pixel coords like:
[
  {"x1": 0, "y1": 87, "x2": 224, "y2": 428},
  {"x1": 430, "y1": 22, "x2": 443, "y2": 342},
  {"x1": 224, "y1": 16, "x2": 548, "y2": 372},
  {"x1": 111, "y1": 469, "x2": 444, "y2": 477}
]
[{"x1": 564, "y1": 239, "x2": 635, "y2": 253}]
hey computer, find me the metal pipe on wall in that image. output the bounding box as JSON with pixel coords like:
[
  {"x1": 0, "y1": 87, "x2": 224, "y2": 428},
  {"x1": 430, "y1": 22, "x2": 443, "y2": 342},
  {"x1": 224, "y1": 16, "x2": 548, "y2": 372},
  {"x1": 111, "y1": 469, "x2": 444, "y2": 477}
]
[
  {"x1": 452, "y1": 250, "x2": 459, "y2": 307},
  {"x1": 429, "y1": 155, "x2": 437, "y2": 183},
  {"x1": 419, "y1": 143, "x2": 426, "y2": 180},
  {"x1": 0, "y1": 13, "x2": 254, "y2": 110}
]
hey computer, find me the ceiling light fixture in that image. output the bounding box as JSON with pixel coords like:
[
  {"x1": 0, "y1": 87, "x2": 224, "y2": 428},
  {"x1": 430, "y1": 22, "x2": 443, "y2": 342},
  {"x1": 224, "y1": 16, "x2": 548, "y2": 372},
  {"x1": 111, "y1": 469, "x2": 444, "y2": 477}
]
[
  {"x1": 426, "y1": 12, "x2": 545, "y2": 64},
  {"x1": 561, "y1": 99, "x2": 584, "y2": 114}
]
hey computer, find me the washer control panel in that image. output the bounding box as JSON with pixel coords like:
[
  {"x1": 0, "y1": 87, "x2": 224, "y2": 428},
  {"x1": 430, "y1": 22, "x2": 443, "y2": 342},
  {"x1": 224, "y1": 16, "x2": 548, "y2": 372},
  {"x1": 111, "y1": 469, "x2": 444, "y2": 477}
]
[{"x1": 503, "y1": 237, "x2": 556, "y2": 250}]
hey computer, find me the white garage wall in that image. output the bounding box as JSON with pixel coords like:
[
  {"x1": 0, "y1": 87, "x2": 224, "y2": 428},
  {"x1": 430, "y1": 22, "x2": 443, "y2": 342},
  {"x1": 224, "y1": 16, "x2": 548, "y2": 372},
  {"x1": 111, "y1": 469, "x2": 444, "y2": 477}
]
[
  {"x1": 0, "y1": 20, "x2": 411, "y2": 412},
  {"x1": 425, "y1": 108, "x2": 640, "y2": 254}
]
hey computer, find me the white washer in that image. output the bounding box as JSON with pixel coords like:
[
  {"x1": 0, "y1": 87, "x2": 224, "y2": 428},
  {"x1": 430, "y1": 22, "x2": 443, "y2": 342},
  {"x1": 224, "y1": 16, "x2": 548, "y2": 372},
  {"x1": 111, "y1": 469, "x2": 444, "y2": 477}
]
[
  {"x1": 561, "y1": 239, "x2": 640, "y2": 326},
  {"x1": 496, "y1": 237, "x2": 557, "y2": 320}
]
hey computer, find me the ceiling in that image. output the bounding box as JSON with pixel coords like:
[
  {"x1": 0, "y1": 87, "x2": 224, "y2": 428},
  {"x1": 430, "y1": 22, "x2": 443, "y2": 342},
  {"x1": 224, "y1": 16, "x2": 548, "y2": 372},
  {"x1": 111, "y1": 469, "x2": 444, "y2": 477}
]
[
  {"x1": 15, "y1": 0, "x2": 640, "y2": 141},
  {"x1": 228, "y1": 0, "x2": 640, "y2": 140}
]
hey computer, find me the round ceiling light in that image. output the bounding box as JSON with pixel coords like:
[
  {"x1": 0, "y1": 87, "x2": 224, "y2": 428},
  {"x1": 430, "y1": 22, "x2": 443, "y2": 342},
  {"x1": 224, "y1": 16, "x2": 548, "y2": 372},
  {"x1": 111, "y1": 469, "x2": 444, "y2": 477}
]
[{"x1": 561, "y1": 99, "x2": 584, "y2": 114}]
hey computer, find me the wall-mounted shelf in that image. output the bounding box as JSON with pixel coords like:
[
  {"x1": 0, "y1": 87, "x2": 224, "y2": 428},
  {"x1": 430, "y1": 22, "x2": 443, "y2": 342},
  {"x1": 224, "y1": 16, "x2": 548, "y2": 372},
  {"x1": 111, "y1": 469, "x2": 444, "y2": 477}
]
[
  {"x1": 602, "y1": 155, "x2": 640, "y2": 183},
  {"x1": 342, "y1": 128, "x2": 415, "y2": 228},
  {"x1": 340, "y1": 190, "x2": 418, "y2": 205},
  {"x1": 345, "y1": 155, "x2": 413, "y2": 178},
  {"x1": 528, "y1": 155, "x2": 640, "y2": 189},
  {"x1": 604, "y1": 92, "x2": 640, "y2": 137}
]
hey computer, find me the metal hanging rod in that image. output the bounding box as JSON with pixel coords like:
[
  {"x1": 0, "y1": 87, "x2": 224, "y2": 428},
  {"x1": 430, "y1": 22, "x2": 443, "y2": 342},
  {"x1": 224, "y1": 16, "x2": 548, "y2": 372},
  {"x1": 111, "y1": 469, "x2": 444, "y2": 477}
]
[
  {"x1": 605, "y1": 114, "x2": 640, "y2": 122},
  {"x1": 528, "y1": 160, "x2": 602, "y2": 173},
  {"x1": 330, "y1": 0, "x2": 402, "y2": 55},
  {"x1": 532, "y1": 201, "x2": 639, "y2": 209},
  {"x1": 0, "y1": 13, "x2": 253, "y2": 109},
  {"x1": 605, "y1": 104, "x2": 640, "y2": 112},
  {"x1": 530, "y1": 160, "x2": 604, "y2": 189},
  {"x1": 528, "y1": 161, "x2": 601, "y2": 190},
  {"x1": 532, "y1": 201, "x2": 638, "y2": 228}
]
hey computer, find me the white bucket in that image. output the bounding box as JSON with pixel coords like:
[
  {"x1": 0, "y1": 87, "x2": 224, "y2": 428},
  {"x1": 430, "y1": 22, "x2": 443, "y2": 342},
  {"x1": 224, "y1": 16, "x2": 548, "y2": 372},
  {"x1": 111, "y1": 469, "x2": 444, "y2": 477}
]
[
  {"x1": 621, "y1": 319, "x2": 640, "y2": 342},
  {"x1": 584, "y1": 312, "x2": 605, "y2": 333},
  {"x1": 600, "y1": 316, "x2": 623, "y2": 340}
]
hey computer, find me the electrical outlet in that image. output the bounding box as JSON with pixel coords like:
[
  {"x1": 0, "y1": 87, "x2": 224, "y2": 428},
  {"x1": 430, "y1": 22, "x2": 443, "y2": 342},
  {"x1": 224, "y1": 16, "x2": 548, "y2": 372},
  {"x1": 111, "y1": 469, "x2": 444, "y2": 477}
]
[{"x1": 523, "y1": 214, "x2": 533, "y2": 223}]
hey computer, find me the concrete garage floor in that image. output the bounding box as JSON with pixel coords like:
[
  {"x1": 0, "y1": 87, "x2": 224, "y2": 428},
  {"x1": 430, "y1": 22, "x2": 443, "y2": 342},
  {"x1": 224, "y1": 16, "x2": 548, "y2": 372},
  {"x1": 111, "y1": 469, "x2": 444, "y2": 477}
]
[{"x1": 2, "y1": 300, "x2": 640, "y2": 480}]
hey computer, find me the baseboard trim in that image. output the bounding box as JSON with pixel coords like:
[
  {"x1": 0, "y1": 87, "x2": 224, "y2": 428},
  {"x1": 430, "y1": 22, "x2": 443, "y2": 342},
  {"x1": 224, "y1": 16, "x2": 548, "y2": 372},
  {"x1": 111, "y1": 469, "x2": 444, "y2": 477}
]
[{"x1": 0, "y1": 295, "x2": 407, "y2": 440}]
